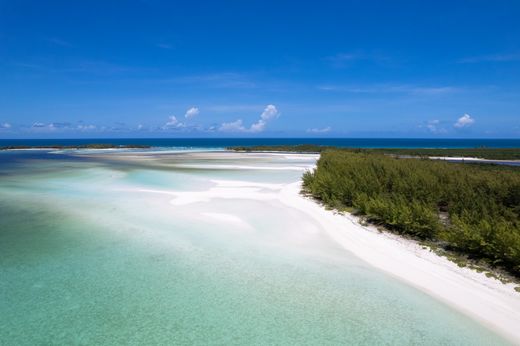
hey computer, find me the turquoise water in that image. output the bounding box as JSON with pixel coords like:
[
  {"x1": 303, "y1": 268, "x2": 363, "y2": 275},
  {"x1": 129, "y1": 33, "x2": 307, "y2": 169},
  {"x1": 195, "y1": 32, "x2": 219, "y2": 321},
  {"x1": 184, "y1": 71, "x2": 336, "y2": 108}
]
[
  {"x1": 0, "y1": 150, "x2": 510, "y2": 345},
  {"x1": 1, "y1": 137, "x2": 520, "y2": 149}
]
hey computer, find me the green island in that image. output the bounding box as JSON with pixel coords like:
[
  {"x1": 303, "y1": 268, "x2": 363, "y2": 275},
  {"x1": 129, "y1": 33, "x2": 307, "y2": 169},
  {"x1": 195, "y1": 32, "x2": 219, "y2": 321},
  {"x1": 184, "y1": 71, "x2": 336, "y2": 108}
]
[
  {"x1": 0, "y1": 143, "x2": 151, "y2": 150},
  {"x1": 230, "y1": 145, "x2": 520, "y2": 279},
  {"x1": 229, "y1": 145, "x2": 520, "y2": 160}
]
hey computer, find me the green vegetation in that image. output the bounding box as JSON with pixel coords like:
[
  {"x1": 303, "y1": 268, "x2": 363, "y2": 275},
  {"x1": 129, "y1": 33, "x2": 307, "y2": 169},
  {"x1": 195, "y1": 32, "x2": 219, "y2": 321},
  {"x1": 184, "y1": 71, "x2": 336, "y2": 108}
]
[
  {"x1": 301, "y1": 150, "x2": 520, "y2": 277},
  {"x1": 368, "y1": 148, "x2": 520, "y2": 160},
  {"x1": 0, "y1": 144, "x2": 151, "y2": 150},
  {"x1": 229, "y1": 145, "x2": 520, "y2": 160},
  {"x1": 228, "y1": 144, "x2": 334, "y2": 153}
]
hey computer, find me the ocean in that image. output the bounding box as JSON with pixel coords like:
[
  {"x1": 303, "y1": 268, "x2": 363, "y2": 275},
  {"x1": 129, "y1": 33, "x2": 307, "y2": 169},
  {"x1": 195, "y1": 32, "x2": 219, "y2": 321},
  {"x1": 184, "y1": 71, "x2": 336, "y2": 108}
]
[{"x1": 1, "y1": 137, "x2": 519, "y2": 149}]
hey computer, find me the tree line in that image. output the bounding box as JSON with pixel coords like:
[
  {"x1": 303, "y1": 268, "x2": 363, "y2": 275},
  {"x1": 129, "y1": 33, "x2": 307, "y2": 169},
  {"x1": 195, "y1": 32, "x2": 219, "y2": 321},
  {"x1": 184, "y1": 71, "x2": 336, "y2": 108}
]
[
  {"x1": 229, "y1": 145, "x2": 520, "y2": 160},
  {"x1": 302, "y1": 150, "x2": 520, "y2": 277}
]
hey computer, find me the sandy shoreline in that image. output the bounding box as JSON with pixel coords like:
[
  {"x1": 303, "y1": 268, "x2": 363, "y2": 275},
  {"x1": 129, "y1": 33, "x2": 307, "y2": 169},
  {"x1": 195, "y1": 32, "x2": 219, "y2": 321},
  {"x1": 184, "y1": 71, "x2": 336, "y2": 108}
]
[
  {"x1": 168, "y1": 160, "x2": 520, "y2": 343},
  {"x1": 279, "y1": 181, "x2": 520, "y2": 344}
]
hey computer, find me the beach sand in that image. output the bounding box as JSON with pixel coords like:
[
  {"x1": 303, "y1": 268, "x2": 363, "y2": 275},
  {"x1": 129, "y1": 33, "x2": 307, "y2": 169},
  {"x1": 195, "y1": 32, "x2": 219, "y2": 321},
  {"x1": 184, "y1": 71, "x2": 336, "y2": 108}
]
[{"x1": 153, "y1": 153, "x2": 520, "y2": 344}]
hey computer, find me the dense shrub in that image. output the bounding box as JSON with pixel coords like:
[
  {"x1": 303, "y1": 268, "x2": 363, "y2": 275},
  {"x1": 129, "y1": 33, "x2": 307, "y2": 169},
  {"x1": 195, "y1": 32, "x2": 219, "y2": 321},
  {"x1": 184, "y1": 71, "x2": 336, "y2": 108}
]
[{"x1": 303, "y1": 150, "x2": 520, "y2": 276}]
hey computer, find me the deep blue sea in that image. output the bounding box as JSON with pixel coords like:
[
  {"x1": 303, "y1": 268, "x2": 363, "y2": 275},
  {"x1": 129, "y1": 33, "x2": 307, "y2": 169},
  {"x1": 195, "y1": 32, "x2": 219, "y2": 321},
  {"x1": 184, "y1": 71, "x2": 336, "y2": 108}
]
[{"x1": 1, "y1": 138, "x2": 519, "y2": 149}]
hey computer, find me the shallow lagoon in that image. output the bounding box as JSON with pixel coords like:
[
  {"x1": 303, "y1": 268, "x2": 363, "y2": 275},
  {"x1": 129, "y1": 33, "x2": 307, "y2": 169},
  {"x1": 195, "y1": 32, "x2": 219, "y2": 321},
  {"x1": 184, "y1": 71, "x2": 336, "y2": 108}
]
[{"x1": 0, "y1": 150, "x2": 510, "y2": 345}]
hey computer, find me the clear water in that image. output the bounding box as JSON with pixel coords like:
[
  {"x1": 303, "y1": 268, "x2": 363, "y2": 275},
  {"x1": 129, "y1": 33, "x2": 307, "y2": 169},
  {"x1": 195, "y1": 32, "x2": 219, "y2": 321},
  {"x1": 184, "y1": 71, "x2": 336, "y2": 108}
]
[
  {"x1": 1, "y1": 137, "x2": 520, "y2": 149},
  {"x1": 0, "y1": 150, "x2": 510, "y2": 345}
]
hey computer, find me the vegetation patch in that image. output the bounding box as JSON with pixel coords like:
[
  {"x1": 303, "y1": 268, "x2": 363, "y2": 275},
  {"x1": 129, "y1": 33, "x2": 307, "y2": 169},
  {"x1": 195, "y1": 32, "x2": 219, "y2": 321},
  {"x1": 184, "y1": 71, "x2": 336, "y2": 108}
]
[
  {"x1": 229, "y1": 145, "x2": 520, "y2": 160},
  {"x1": 301, "y1": 150, "x2": 520, "y2": 278}
]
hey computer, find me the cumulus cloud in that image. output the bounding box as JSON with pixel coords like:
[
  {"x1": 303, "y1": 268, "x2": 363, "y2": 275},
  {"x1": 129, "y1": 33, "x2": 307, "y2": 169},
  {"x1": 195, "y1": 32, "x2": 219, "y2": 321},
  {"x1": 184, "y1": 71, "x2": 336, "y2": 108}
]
[
  {"x1": 32, "y1": 122, "x2": 47, "y2": 128},
  {"x1": 454, "y1": 114, "x2": 475, "y2": 128},
  {"x1": 163, "y1": 115, "x2": 179, "y2": 128},
  {"x1": 184, "y1": 107, "x2": 199, "y2": 119},
  {"x1": 0, "y1": 122, "x2": 11, "y2": 129},
  {"x1": 220, "y1": 105, "x2": 280, "y2": 133},
  {"x1": 250, "y1": 105, "x2": 279, "y2": 133},
  {"x1": 161, "y1": 115, "x2": 187, "y2": 130},
  {"x1": 306, "y1": 126, "x2": 331, "y2": 134}
]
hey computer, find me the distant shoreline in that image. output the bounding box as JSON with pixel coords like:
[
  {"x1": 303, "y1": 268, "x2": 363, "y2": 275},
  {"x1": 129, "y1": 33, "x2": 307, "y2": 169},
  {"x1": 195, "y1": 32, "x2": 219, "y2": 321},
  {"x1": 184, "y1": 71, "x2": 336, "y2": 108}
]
[
  {"x1": 227, "y1": 144, "x2": 520, "y2": 161},
  {"x1": 0, "y1": 144, "x2": 151, "y2": 151}
]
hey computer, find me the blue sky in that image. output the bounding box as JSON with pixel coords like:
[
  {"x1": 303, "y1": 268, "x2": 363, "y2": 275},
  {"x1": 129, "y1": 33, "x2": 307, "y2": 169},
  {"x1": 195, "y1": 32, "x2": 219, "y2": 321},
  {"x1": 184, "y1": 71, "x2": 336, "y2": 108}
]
[{"x1": 1, "y1": 0, "x2": 519, "y2": 138}]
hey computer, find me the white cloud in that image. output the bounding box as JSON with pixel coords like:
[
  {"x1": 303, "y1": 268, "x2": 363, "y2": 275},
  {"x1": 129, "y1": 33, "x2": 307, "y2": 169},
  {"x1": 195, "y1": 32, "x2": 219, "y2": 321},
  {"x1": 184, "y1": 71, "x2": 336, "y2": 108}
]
[
  {"x1": 162, "y1": 115, "x2": 185, "y2": 129},
  {"x1": 162, "y1": 110, "x2": 199, "y2": 130},
  {"x1": 306, "y1": 126, "x2": 331, "y2": 133},
  {"x1": 0, "y1": 122, "x2": 11, "y2": 129},
  {"x1": 184, "y1": 107, "x2": 199, "y2": 119},
  {"x1": 454, "y1": 114, "x2": 475, "y2": 128},
  {"x1": 250, "y1": 105, "x2": 280, "y2": 133},
  {"x1": 219, "y1": 105, "x2": 280, "y2": 133},
  {"x1": 219, "y1": 119, "x2": 246, "y2": 132},
  {"x1": 32, "y1": 122, "x2": 47, "y2": 128}
]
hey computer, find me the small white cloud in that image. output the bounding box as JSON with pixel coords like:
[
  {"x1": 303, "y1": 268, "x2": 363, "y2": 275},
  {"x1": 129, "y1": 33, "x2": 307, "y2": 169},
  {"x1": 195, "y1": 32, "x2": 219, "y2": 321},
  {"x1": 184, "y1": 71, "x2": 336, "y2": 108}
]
[
  {"x1": 32, "y1": 122, "x2": 47, "y2": 128},
  {"x1": 250, "y1": 104, "x2": 280, "y2": 133},
  {"x1": 260, "y1": 104, "x2": 279, "y2": 121},
  {"x1": 184, "y1": 107, "x2": 199, "y2": 119},
  {"x1": 454, "y1": 114, "x2": 475, "y2": 128},
  {"x1": 162, "y1": 115, "x2": 185, "y2": 130},
  {"x1": 420, "y1": 119, "x2": 448, "y2": 134},
  {"x1": 165, "y1": 115, "x2": 178, "y2": 126},
  {"x1": 306, "y1": 126, "x2": 331, "y2": 134},
  {"x1": 219, "y1": 119, "x2": 246, "y2": 132},
  {"x1": 219, "y1": 104, "x2": 280, "y2": 133},
  {"x1": 0, "y1": 122, "x2": 11, "y2": 129}
]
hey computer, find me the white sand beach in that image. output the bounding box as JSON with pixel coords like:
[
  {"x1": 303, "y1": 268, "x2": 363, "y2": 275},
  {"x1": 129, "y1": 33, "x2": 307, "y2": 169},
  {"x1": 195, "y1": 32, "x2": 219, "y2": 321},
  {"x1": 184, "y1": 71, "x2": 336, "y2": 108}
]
[{"x1": 280, "y1": 181, "x2": 520, "y2": 344}]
